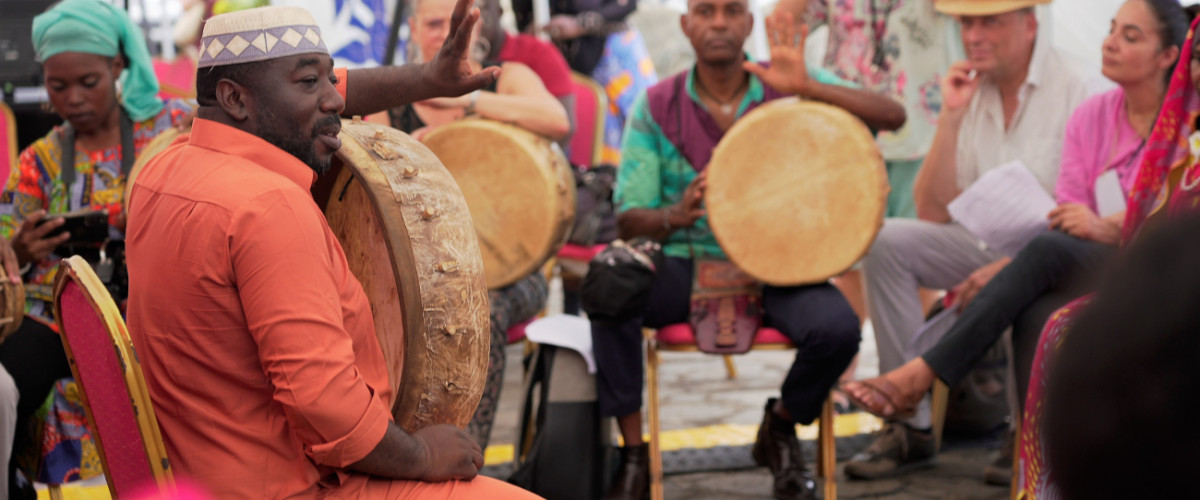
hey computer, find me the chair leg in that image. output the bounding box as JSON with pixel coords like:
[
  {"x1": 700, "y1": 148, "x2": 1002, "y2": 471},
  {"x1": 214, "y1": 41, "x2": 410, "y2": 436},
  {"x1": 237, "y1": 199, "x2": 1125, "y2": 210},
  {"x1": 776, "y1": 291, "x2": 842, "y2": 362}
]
[
  {"x1": 931, "y1": 380, "x2": 950, "y2": 451},
  {"x1": 818, "y1": 395, "x2": 837, "y2": 500},
  {"x1": 722, "y1": 355, "x2": 738, "y2": 380},
  {"x1": 646, "y1": 334, "x2": 664, "y2": 500}
]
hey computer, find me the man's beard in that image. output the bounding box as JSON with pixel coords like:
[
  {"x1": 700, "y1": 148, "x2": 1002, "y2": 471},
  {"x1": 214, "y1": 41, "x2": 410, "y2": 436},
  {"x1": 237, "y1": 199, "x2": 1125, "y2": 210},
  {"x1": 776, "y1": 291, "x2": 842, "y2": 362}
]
[{"x1": 254, "y1": 101, "x2": 340, "y2": 175}]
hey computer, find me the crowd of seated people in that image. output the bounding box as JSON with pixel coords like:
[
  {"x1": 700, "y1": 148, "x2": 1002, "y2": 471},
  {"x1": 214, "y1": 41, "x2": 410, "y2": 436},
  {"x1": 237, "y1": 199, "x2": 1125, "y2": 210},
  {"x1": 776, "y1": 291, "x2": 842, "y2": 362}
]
[{"x1": 2, "y1": 0, "x2": 1199, "y2": 499}]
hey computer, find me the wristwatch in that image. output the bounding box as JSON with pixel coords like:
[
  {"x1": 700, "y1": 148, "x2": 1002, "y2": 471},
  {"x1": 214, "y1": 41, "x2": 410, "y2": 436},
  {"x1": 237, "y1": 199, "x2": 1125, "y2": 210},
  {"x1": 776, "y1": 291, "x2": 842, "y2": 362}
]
[{"x1": 465, "y1": 90, "x2": 482, "y2": 116}]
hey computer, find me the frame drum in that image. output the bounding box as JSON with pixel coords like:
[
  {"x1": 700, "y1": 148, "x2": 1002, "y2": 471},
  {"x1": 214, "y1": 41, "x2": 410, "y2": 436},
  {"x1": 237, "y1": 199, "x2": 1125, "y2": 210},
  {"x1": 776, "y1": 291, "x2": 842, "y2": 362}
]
[
  {"x1": 705, "y1": 99, "x2": 888, "y2": 286},
  {"x1": 312, "y1": 119, "x2": 490, "y2": 431},
  {"x1": 421, "y1": 119, "x2": 575, "y2": 289}
]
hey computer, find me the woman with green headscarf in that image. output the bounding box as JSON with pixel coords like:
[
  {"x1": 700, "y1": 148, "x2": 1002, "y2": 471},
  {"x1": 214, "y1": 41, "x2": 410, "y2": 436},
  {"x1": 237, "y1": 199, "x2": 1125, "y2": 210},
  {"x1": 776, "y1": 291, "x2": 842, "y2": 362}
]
[{"x1": 0, "y1": 0, "x2": 193, "y2": 493}]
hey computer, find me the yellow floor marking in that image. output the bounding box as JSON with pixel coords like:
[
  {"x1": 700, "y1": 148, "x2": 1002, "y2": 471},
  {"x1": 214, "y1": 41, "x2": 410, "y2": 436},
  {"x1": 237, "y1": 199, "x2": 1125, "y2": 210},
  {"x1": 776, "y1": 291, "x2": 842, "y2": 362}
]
[
  {"x1": 37, "y1": 484, "x2": 111, "y2": 500},
  {"x1": 36, "y1": 414, "x2": 881, "y2": 496},
  {"x1": 485, "y1": 412, "x2": 881, "y2": 466}
]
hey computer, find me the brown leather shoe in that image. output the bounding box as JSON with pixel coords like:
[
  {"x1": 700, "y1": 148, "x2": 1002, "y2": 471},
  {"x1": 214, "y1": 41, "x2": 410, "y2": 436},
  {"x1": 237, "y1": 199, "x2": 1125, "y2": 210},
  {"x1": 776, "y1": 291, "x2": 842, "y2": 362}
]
[
  {"x1": 843, "y1": 422, "x2": 936, "y2": 479},
  {"x1": 602, "y1": 443, "x2": 649, "y2": 500},
  {"x1": 751, "y1": 398, "x2": 818, "y2": 500}
]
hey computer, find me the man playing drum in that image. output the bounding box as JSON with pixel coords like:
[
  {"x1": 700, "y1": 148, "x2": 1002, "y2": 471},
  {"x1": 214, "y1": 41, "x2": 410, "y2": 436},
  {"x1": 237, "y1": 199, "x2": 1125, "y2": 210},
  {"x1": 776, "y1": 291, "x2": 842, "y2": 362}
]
[
  {"x1": 124, "y1": 4, "x2": 541, "y2": 499},
  {"x1": 586, "y1": 1, "x2": 906, "y2": 498}
]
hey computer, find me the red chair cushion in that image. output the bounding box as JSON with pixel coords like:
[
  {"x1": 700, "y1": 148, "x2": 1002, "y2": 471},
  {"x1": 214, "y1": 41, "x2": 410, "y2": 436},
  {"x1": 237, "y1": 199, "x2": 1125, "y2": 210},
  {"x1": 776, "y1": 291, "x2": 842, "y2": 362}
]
[
  {"x1": 507, "y1": 318, "x2": 533, "y2": 344},
  {"x1": 568, "y1": 78, "x2": 599, "y2": 167},
  {"x1": 58, "y1": 282, "x2": 156, "y2": 496},
  {"x1": 557, "y1": 243, "x2": 606, "y2": 262},
  {"x1": 656, "y1": 323, "x2": 791, "y2": 346}
]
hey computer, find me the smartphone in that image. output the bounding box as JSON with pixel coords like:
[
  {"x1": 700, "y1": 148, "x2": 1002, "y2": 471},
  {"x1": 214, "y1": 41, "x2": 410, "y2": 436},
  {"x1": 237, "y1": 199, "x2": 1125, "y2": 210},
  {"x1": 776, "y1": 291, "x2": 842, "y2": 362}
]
[{"x1": 40, "y1": 209, "x2": 110, "y2": 244}]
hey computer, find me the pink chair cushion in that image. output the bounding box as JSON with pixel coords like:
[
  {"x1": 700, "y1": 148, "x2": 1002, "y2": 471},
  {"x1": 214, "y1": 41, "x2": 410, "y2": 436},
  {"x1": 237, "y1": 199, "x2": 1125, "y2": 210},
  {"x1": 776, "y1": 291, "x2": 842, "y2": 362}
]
[
  {"x1": 557, "y1": 243, "x2": 606, "y2": 262},
  {"x1": 58, "y1": 282, "x2": 156, "y2": 496},
  {"x1": 507, "y1": 318, "x2": 533, "y2": 344},
  {"x1": 656, "y1": 323, "x2": 792, "y2": 346},
  {"x1": 1, "y1": 106, "x2": 13, "y2": 188},
  {"x1": 568, "y1": 78, "x2": 599, "y2": 166}
]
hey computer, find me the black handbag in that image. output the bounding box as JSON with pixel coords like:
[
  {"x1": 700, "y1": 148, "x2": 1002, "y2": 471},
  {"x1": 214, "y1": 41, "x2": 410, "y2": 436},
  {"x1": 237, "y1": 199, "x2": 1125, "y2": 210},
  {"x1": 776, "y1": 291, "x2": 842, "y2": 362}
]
[{"x1": 580, "y1": 238, "x2": 662, "y2": 322}]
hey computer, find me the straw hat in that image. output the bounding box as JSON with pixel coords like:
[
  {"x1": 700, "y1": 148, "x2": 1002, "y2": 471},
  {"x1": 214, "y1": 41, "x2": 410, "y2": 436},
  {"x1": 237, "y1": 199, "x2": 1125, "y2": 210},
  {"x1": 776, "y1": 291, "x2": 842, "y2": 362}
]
[{"x1": 935, "y1": 0, "x2": 1051, "y2": 16}]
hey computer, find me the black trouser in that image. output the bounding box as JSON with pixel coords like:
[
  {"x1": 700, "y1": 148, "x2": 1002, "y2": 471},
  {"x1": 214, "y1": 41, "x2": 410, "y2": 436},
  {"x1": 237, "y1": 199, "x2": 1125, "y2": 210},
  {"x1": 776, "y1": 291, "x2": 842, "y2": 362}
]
[
  {"x1": 923, "y1": 231, "x2": 1112, "y2": 400},
  {"x1": 591, "y1": 257, "x2": 860, "y2": 425},
  {"x1": 0, "y1": 318, "x2": 72, "y2": 498}
]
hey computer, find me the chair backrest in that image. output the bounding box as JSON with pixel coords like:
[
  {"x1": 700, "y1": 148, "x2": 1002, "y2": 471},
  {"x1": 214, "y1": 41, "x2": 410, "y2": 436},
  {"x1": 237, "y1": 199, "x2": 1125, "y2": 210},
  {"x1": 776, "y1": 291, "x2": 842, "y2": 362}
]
[
  {"x1": 53, "y1": 256, "x2": 175, "y2": 498},
  {"x1": 567, "y1": 71, "x2": 608, "y2": 168},
  {"x1": 1, "y1": 102, "x2": 17, "y2": 187},
  {"x1": 152, "y1": 57, "x2": 197, "y2": 100}
]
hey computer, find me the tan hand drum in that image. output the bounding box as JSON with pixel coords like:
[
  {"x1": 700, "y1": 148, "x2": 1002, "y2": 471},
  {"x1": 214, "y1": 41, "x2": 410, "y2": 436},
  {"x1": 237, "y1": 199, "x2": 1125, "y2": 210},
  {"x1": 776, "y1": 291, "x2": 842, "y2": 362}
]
[
  {"x1": 311, "y1": 119, "x2": 490, "y2": 432},
  {"x1": 705, "y1": 99, "x2": 888, "y2": 286},
  {"x1": 421, "y1": 119, "x2": 576, "y2": 289},
  {"x1": 0, "y1": 281, "x2": 24, "y2": 344}
]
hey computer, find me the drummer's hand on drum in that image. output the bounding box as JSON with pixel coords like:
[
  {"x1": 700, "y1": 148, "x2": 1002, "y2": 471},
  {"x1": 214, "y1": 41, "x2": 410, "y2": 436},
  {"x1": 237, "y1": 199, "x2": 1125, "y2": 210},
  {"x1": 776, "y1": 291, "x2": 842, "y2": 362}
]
[
  {"x1": 544, "y1": 15, "x2": 585, "y2": 41},
  {"x1": 941, "y1": 61, "x2": 981, "y2": 117},
  {"x1": 744, "y1": 12, "x2": 811, "y2": 97},
  {"x1": 670, "y1": 171, "x2": 708, "y2": 228},
  {"x1": 411, "y1": 424, "x2": 485, "y2": 481},
  {"x1": 12, "y1": 210, "x2": 70, "y2": 268},
  {"x1": 422, "y1": 0, "x2": 503, "y2": 97}
]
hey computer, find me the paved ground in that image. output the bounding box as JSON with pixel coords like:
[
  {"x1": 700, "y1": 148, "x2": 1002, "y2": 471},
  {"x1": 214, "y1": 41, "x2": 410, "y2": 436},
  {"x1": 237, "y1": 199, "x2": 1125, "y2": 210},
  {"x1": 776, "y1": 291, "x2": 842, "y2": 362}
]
[{"x1": 485, "y1": 277, "x2": 1014, "y2": 500}]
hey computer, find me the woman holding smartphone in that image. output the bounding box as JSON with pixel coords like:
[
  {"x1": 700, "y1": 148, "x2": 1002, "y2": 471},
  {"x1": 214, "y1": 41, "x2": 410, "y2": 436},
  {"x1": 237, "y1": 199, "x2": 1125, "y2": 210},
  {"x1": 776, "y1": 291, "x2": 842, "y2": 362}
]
[{"x1": 0, "y1": 0, "x2": 193, "y2": 494}]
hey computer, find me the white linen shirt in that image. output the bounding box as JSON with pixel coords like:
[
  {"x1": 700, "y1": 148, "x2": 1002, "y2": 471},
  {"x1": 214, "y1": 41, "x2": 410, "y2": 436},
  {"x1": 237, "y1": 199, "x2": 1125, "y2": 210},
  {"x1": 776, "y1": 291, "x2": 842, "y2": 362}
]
[{"x1": 955, "y1": 33, "x2": 1091, "y2": 195}]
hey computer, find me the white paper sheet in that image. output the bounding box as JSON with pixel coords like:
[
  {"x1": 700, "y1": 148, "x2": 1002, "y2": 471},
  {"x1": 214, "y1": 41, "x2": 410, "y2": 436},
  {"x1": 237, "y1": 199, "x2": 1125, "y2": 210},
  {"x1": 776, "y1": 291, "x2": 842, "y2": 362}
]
[
  {"x1": 1094, "y1": 169, "x2": 1126, "y2": 217},
  {"x1": 525, "y1": 314, "x2": 596, "y2": 374},
  {"x1": 905, "y1": 306, "x2": 961, "y2": 360},
  {"x1": 948, "y1": 161, "x2": 1057, "y2": 257}
]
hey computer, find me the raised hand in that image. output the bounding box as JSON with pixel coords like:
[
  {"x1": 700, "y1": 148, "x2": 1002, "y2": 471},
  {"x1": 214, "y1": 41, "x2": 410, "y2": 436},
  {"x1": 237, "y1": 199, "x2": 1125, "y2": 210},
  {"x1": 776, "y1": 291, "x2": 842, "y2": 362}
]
[
  {"x1": 743, "y1": 12, "x2": 811, "y2": 97},
  {"x1": 422, "y1": 0, "x2": 502, "y2": 97},
  {"x1": 941, "y1": 61, "x2": 981, "y2": 116}
]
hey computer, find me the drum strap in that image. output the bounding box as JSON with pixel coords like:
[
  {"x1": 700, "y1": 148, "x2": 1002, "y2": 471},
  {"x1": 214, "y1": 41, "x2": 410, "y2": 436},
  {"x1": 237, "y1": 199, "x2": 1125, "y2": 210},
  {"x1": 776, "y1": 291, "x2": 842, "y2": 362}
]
[
  {"x1": 664, "y1": 75, "x2": 764, "y2": 354},
  {"x1": 59, "y1": 109, "x2": 136, "y2": 209}
]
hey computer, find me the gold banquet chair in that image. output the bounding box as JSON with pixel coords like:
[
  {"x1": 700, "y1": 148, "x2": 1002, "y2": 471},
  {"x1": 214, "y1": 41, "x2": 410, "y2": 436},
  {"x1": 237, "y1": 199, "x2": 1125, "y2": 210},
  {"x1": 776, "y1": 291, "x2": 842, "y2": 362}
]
[
  {"x1": 644, "y1": 324, "x2": 838, "y2": 500},
  {"x1": 52, "y1": 256, "x2": 176, "y2": 498}
]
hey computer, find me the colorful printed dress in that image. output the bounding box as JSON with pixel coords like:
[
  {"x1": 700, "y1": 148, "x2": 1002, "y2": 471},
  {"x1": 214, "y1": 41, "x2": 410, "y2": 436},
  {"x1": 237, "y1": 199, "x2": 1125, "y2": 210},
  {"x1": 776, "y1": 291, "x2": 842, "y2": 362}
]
[
  {"x1": 1017, "y1": 19, "x2": 1200, "y2": 498},
  {"x1": 804, "y1": 0, "x2": 959, "y2": 217},
  {"x1": 4, "y1": 97, "x2": 193, "y2": 484},
  {"x1": 512, "y1": 0, "x2": 658, "y2": 165}
]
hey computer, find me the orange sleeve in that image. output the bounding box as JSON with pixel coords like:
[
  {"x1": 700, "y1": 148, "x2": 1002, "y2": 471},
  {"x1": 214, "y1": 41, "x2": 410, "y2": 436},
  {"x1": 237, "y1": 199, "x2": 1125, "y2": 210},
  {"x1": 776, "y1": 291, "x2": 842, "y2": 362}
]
[
  {"x1": 228, "y1": 186, "x2": 390, "y2": 467},
  {"x1": 335, "y1": 67, "x2": 349, "y2": 101}
]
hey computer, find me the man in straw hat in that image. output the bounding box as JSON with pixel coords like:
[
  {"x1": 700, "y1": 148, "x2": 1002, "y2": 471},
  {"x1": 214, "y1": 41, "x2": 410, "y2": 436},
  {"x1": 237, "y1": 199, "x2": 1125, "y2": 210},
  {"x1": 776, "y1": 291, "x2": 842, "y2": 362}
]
[
  {"x1": 842, "y1": 0, "x2": 1089, "y2": 483},
  {"x1": 122, "y1": 2, "x2": 541, "y2": 498}
]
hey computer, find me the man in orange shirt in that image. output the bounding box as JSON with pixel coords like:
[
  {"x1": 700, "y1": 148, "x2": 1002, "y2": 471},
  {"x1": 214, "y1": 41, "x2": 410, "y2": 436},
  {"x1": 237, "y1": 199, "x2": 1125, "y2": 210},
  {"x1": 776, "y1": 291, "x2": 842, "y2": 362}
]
[{"x1": 124, "y1": 4, "x2": 540, "y2": 499}]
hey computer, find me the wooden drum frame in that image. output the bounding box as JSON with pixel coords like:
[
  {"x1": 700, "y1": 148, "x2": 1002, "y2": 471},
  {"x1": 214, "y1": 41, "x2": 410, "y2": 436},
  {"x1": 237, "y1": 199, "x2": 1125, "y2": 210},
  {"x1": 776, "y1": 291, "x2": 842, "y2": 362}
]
[{"x1": 312, "y1": 119, "x2": 490, "y2": 431}]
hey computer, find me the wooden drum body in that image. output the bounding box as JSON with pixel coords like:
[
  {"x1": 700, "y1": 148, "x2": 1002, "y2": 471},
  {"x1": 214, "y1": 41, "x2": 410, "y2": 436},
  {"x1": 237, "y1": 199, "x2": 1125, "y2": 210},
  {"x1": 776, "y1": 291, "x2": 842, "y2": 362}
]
[
  {"x1": 313, "y1": 119, "x2": 490, "y2": 431},
  {"x1": 705, "y1": 99, "x2": 888, "y2": 286},
  {"x1": 0, "y1": 281, "x2": 23, "y2": 344},
  {"x1": 422, "y1": 119, "x2": 575, "y2": 289}
]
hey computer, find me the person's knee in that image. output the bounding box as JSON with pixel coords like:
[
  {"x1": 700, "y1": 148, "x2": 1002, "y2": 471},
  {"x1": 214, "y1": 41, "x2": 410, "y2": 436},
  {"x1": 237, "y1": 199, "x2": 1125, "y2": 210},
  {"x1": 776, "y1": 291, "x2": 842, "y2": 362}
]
[
  {"x1": 1020, "y1": 231, "x2": 1077, "y2": 263},
  {"x1": 864, "y1": 220, "x2": 917, "y2": 272}
]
